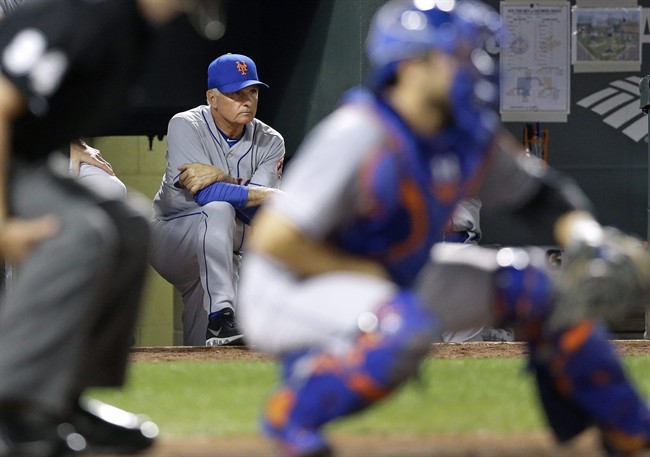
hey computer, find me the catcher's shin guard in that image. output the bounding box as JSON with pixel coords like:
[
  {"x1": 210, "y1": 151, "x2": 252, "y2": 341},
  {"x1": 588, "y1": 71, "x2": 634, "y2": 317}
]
[
  {"x1": 262, "y1": 291, "x2": 438, "y2": 456},
  {"x1": 530, "y1": 320, "x2": 650, "y2": 455}
]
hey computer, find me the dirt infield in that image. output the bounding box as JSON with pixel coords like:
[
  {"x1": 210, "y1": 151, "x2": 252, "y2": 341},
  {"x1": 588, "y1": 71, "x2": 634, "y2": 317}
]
[
  {"x1": 138, "y1": 432, "x2": 646, "y2": 457},
  {"x1": 130, "y1": 339, "x2": 650, "y2": 363},
  {"x1": 129, "y1": 341, "x2": 650, "y2": 457}
]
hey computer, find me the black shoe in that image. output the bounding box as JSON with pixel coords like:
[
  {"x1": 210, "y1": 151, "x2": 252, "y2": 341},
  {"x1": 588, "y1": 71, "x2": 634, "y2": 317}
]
[
  {"x1": 71, "y1": 397, "x2": 158, "y2": 454},
  {"x1": 0, "y1": 404, "x2": 84, "y2": 457},
  {"x1": 205, "y1": 307, "x2": 244, "y2": 346}
]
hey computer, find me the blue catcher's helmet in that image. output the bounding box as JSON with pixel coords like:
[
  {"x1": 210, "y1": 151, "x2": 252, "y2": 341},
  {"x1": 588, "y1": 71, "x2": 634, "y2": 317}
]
[{"x1": 366, "y1": 0, "x2": 502, "y2": 127}]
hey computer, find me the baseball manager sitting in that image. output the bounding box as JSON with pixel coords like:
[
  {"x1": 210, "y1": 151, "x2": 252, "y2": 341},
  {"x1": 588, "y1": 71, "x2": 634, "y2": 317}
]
[{"x1": 150, "y1": 53, "x2": 284, "y2": 346}]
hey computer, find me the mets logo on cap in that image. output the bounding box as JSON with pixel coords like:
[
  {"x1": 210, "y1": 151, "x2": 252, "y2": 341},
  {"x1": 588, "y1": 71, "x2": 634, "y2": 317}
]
[
  {"x1": 236, "y1": 61, "x2": 248, "y2": 76},
  {"x1": 207, "y1": 53, "x2": 269, "y2": 93}
]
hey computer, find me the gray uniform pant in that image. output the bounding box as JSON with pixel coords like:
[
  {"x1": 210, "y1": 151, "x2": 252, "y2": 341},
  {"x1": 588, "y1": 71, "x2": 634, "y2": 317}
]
[
  {"x1": 240, "y1": 244, "x2": 534, "y2": 354},
  {"x1": 0, "y1": 160, "x2": 150, "y2": 417},
  {"x1": 149, "y1": 201, "x2": 244, "y2": 346}
]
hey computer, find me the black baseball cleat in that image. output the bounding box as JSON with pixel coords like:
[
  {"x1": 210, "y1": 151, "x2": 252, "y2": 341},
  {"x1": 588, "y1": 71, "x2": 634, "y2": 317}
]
[
  {"x1": 71, "y1": 397, "x2": 158, "y2": 454},
  {"x1": 205, "y1": 307, "x2": 245, "y2": 346},
  {"x1": 0, "y1": 403, "x2": 85, "y2": 457}
]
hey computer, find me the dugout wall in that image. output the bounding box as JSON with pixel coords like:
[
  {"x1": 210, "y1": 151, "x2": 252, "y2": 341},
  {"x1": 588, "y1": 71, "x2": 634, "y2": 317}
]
[{"x1": 93, "y1": 0, "x2": 648, "y2": 343}]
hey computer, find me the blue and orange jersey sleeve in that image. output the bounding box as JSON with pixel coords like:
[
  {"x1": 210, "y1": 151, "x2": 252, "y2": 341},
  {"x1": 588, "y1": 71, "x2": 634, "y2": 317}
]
[
  {"x1": 334, "y1": 146, "x2": 437, "y2": 286},
  {"x1": 356, "y1": 148, "x2": 400, "y2": 220}
]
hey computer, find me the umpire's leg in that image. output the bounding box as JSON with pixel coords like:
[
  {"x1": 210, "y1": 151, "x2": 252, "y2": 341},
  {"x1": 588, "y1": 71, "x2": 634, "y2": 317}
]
[
  {"x1": 73, "y1": 196, "x2": 150, "y2": 392},
  {"x1": 0, "y1": 162, "x2": 117, "y2": 416}
]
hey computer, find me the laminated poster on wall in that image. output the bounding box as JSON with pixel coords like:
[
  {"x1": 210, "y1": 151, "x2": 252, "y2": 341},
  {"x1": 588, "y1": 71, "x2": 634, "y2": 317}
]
[{"x1": 500, "y1": 1, "x2": 571, "y2": 123}]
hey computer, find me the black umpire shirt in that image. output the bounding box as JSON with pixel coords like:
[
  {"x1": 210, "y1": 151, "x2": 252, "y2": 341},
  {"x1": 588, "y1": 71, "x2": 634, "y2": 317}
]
[{"x1": 0, "y1": 0, "x2": 152, "y2": 161}]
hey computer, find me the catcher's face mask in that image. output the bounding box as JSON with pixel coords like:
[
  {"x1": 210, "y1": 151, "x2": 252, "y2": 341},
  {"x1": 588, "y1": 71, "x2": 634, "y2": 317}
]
[
  {"x1": 186, "y1": 0, "x2": 227, "y2": 40},
  {"x1": 365, "y1": 0, "x2": 501, "y2": 129}
]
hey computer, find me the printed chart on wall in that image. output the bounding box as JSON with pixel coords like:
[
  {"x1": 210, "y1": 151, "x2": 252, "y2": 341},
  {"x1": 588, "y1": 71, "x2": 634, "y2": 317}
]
[{"x1": 500, "y1": 1, "x2": 571, "y2": 122}]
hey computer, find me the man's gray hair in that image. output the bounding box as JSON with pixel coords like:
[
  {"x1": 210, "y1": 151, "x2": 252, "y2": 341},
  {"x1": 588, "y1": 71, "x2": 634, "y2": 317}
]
[{"x1": 206, "y1": 88, "x2": 220, "y2": 105}]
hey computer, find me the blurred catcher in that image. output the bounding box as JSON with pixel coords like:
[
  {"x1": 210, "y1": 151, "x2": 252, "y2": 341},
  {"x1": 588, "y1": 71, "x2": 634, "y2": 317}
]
[{"x1": 238, "y1": 1, "x2": 650, "y2": 456}]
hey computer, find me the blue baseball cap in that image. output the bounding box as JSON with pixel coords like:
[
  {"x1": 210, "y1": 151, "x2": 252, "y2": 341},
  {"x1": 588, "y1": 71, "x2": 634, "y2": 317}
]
[{"x1": 207, "y1": 53, "x2": 269, "y2": 93}]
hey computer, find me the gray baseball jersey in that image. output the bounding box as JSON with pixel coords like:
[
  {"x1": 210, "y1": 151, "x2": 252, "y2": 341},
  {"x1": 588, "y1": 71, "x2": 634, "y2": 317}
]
[{"x1": 153, "y1": 104, "x2": 284, "y2": 217}]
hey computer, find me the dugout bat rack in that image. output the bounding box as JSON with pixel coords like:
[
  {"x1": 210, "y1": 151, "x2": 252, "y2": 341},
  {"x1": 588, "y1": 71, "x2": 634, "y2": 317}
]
[{"x1": 522, "y1": 123, "x2": 548, "y2": 164}]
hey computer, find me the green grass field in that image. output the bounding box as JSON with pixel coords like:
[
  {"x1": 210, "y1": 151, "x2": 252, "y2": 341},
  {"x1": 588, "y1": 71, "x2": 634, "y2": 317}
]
[{"x1": 88, "y1": 356, "x2": 650, "y2": 439}]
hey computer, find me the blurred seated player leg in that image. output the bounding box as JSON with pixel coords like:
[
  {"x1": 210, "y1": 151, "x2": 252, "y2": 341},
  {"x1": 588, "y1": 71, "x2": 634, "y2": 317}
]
[
  {"x1": 441, "y1": 197, "x2": 514, "y2": 343},
  {"x1": 149, "y1": 53, "x2": 284, "y2": 346},
  {"x1": 69, "y1": 139, "x2": 127, "y2": 201}
]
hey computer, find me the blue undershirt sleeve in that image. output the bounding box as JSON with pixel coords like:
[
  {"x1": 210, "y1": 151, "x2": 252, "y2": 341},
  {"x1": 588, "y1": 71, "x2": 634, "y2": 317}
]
[{"x1": 194, "y1": 182, "x2": 249, "y2": 208}]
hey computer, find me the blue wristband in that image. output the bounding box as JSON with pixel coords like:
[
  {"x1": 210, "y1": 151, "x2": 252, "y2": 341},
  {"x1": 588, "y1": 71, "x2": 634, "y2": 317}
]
[{"x1": 194, "y1": 182, "x2": 249, "y2": 208}]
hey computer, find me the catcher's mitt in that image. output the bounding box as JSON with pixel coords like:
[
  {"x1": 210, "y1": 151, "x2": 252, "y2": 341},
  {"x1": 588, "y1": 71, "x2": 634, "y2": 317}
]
[{"x1": 550, "y1": 227, "x2": 650, "y2": 329}]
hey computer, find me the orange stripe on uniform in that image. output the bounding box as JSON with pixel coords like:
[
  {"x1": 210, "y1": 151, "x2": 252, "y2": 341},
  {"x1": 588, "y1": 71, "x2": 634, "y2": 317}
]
[
  {"x1": 554, "y1": 375, "x2": 573, "y2": 396},
  {"x1": 346, "y1": 373, "x2": 391, "y2": 402},
  {"x1": 591, "y1": 369, "x2": 612, "y2": 386},
  {"x1": 312, "y1": 354, "x2": 342, "y2": 376},
  {"x1": 265, "y1": 388, "x2": 296, "y2": 428},
  {"x1": 515, "y1": 296, "x2": 532, "y2": 318},
  {"x1": 387, "y1": 179, "x2": 428, "y2": 262},
  {"x1": 560, "y1": 320, "x2": 595, "y2": 355},
  {"x1": 602, "y1": 428, "x2": 649, "y2": 453},
  {"x1": 433, "y1": 182, "x2": 459, "y2": 203},
  {"x1": 463, "y1": 134, "x2": 499, "y2": 197},
  {"x1": 515, "y1": 266, "x2": 543, "y2": 319},
  {"x1": 346, "y1": 333, "x2": 383, "y2": 366},
  {"x1": 357, "y1": 148, "x2": 390, "y2": 219}
]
